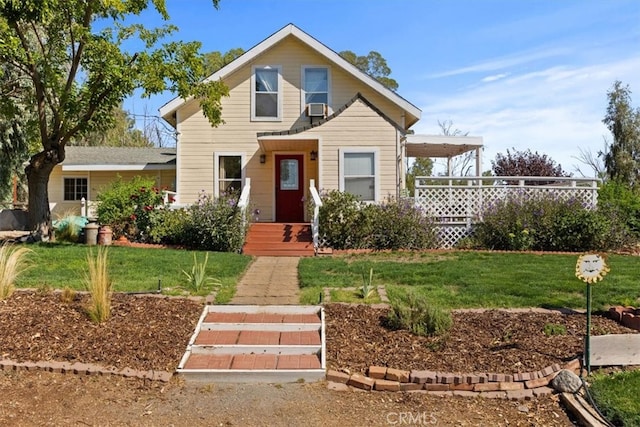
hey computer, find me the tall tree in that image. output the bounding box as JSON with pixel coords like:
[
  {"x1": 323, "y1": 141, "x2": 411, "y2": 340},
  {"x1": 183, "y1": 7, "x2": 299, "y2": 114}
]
[
  {"x1": 0, "y1": 0, "x2": 228, "y2": 237},
  {"x1": 0, "y1": 62, "x2": 37, "y2": 204},
  {"x1": 339, "y1": 50, "x2": 398, "y2": 91},
  {"x1": 71, "y1": 104, "x2": 152, "y2": 147},
  {"x1": 438, "y1": 120, "x2": 474, "y2": 176},
  {"x1": 405, "y1": 158, "x2": 433, "y2": 196},
  {"x1": 492, "y1": 148, "x2": 570, "y2": 185},
  {"x1": 602, "y1": 81, "x2": 640, "y2": 188},
  {"x1": 203, "y1": 48, "x2": 245, "y2": 76}
]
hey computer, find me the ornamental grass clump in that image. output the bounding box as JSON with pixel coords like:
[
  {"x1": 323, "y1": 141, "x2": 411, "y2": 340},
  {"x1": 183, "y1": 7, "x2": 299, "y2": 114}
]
[
  {"x1": 0, "y1": 243, "x2": 31, "y2": 300},
  {"x1": 181, "y1": 252, "x2": 222, "y2": 295},
  {"x1": 386, "y1": 290, "x2": 452, "y2": 337},
  {"x1": 84, "y1": 247, "x2": 112, "y2": 323}
]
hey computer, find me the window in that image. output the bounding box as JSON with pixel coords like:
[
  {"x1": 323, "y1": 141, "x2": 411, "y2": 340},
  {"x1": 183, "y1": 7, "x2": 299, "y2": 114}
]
[
  {"x1": 216, "y1": 155, "x2": 242, "y2": 195},
  {"x1": 252, "y1": 66, "x2": 281, "y2": 120},
  {"x1": 303, "y1": 67, "x2": 329, "y2": 105},
  {"x1": 340, "y1": 150, "x2": 377, "y2": 202},
  {"x1": 63, "y1": 178, "x2": 88, "y2": 201}
]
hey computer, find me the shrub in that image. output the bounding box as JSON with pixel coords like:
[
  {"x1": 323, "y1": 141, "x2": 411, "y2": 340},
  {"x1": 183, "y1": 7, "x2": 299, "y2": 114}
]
[
  {"x1": 597, "y1": 180, "x2": 640, "y2": 239},
  {"x1": 365, "y1": 197, "x2": 438, "y2": 250},
  {"x1": 317, "y1": 191, "x2": 437, "y2": 250},
  {"x1": 96, "y1": 176, "x2": 165, "y2": 242},
  {"x1": 84, "y1": 247, "x2": 112, "y2": 323},
  {"x1": 386, "y1": 290, "x2": 452, "y2": 337},
  {"x1": 317, "y1": 190, "x2": 370, "y2": 249},
  {"x1": 0, "y1": 243, "x2": 30, "y2": 300},
  {"x1": 470, "y1": 193, "x2": 617, "y2": 251},
  {"x1": 148, "y1": 207, "x2": 189, "y2": 245},
  {"x1": 180, "y1": 190, "x2": 248, "y2": 252}
]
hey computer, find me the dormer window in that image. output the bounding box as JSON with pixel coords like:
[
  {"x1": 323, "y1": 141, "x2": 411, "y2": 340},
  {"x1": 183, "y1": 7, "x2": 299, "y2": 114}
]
[
  {"x1": 252, "y1": 66, "x2": 282, "y2": 121},
  {"x1": 302, "y1": 66, "x2": 329, "y2": 107}
]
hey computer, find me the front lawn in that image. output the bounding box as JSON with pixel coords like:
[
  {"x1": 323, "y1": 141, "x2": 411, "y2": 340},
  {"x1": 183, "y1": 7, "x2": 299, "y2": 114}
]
[
  {"x1": 299, "y1": 251, "x2": 639, "y2": 308},
  {"x1": 16, "y1": 243, "x2": 252, "y2": 302},
  {"x1": 589, "y1": 369, "x2": 640, "y2": 426}
]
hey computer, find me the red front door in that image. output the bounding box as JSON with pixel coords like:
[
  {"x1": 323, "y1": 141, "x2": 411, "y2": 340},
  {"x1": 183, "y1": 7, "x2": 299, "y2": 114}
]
[{"x1": 275, "y1": 154, "x2": 304, "y2": 223}]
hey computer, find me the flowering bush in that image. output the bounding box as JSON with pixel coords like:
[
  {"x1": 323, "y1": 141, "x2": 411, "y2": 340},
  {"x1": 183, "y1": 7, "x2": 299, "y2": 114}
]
[
  {"x1": 317, "y1": 190, "x2": 437, "y2": 250},
  {"x1": 469, "y1": 193, "x2": 616, "y2": 251},
  {"x1": 179, "y1": 190, "x2": 248, "y2": 252},
  {"x1": 96, "y1": 176, "x2": 165, "y2": 241}
]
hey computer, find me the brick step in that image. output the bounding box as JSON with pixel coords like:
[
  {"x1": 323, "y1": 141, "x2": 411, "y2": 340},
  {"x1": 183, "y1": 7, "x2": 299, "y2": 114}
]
[
  {"x1": 177, "y1": 305, "x2": 326, "y2": 383},
  {"x1": 203, "y1": 312, "x2": 321, "y2": 323},
  {"x1": 243, "y1": 242, "x2": 312, "y2": 250},
  {"x1": 243, "y1": 223, "x2": 314, "y2": 257},
  {"x1": 195, "y1": 330, "x2": 321, "y2": 345},
  {"x1": 183, "y1": 353, "x2": 322, "y2": 370},
  {"x1": 244, "y1": 234, "x2": 312, "y2": 243},
  {"x1": 242, "y1": 249, "x2": 315, "y2": 257}
]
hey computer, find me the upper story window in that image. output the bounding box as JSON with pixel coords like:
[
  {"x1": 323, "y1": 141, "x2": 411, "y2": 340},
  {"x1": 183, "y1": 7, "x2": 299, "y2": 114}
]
[
  {"x1": 252, "y1": 66, "x2": 281, "y2": 121},
  {"x1": 64, "y1": 177, "x2": 88, "y2": 201},
  {"x1": 302, "y1": 67, "x2": 329, "y2": 106}
]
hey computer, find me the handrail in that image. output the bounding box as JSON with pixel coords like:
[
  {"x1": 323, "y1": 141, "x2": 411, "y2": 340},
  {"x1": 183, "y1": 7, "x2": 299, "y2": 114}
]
[
  {"x1": 309, "y1": 179, "x2": 322, "y2": 253},
  {"x1": 238, "y1": 177, "x2": 252, "y2": 229}
]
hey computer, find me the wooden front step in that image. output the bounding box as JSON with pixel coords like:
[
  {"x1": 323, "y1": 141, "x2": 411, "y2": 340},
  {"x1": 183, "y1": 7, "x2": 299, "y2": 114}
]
[{"x1": 243, "y1": 223, "x2": 314, "y2": 257}]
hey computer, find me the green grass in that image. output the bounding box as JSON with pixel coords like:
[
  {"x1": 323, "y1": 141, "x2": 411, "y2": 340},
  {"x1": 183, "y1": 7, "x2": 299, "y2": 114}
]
[
  {"x1": 16, "y1": 243, "x2": 251, "y2": 303},
  {"x1": 299, "y1": 252, "x2": 640, "y2": 309},
  {"x1": 589, "y1": 369, "x2": 640, "y2": 426}
]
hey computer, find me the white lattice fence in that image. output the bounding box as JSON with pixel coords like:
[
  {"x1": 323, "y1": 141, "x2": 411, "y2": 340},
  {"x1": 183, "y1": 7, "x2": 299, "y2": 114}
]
[
  {"x1": 415, "y1": 176, "x2": 600, "y2": 249},
  {"x1": 436, "y1": 223, "x2": 472, "y2": 249}
]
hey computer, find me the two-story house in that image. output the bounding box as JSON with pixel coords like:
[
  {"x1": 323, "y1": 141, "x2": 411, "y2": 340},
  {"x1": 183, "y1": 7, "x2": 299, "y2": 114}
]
[{"x1": 160, "y1": 23, "x2": 437, "y2": 223}]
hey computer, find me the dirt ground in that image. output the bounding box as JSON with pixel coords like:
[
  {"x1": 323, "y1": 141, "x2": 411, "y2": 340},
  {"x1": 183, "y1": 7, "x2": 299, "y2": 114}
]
[
  {"x1": 1, "y1": 370, "x2": 574, "y2": 426},
  {"x1": 6, "y1": 292, "x2": 629, "y2": 425}
]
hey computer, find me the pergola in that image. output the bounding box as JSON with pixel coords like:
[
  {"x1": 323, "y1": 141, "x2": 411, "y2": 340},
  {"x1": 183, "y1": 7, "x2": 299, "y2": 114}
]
[{"x1": 403, "y1": 134, "x2": 484, "y2": 177}]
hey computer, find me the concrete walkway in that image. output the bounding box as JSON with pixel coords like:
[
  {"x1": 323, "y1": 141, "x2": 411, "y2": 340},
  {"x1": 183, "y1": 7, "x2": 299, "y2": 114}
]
[{"x1": 230, "y1": 257, "x2": 300, "y2": 305}]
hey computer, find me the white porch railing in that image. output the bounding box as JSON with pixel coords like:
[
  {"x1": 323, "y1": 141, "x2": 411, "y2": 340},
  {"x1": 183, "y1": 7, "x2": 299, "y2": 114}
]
[
  {"x1": 309, "y1": 179, "x2": 323, "y2": 253},
  {"x1": 237, "y1": 178, "x2": 252, "y2": 229},
  {"x1": 414, "y1": 176, "x2": 601, "y2": 248}
]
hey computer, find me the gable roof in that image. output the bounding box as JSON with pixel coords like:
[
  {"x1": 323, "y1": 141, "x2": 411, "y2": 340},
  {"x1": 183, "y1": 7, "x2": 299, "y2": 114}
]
[
  {"x1": 61, "y1": 146, "x2": 176, "y2": 171},
  {"x1": 159, "y1": 23, "x2": 421, "y2": 128},
  {"x1": 257, "y1": 92, "x2": 405, "y2": 138}
]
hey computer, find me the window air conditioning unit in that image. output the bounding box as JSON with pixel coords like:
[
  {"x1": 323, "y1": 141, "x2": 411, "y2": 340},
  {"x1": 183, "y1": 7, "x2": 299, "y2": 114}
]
[{"x1": 306, "y1": 103, "x2": 326, "y2": 118}]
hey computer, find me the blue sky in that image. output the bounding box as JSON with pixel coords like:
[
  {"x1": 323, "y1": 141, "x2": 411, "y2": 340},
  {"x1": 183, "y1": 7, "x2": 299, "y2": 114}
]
[{"x1": 125, "y1": 0, "x2": 640, "y2": 176}]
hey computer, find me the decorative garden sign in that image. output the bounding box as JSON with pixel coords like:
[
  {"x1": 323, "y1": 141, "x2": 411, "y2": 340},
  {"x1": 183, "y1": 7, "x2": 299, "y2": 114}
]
[
  {"x1": 575, "y1": 253, "x2": 609, "y2": 374},
  {"x1": 575, "y1": 253, "x2": 609, "y2": 283}
]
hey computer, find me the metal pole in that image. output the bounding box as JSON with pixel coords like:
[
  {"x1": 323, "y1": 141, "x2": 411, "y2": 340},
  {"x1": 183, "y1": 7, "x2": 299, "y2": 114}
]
[{"x1": 585, "y1": 283, "x2": 592, "y2": 374}]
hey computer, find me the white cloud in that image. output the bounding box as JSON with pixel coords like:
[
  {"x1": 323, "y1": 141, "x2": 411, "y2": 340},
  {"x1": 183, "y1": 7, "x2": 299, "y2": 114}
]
[
  {"x1": 412, "y1": 55, "x2": 640, "y2": 177},
  {"x1": 481, "y1": 73, "x2": 510, "y2": 83}
]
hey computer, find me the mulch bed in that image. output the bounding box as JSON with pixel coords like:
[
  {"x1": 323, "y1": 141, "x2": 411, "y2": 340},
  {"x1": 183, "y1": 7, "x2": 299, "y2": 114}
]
[
  {"x1": 0, "y1": 291, "x2": 636, "y2": 376},
  {"x1": 0, "y1": 291, "x2": 202, "y2": 372},
  {"x1": 324, "y1": 303, "x2": 637, "y2": 375}
]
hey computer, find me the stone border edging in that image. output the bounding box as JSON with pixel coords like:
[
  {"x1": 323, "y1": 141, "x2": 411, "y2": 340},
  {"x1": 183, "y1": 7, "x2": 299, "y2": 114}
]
[
  {"x1": 609, "y1": 306, "x2": 640, "y2": 331},
  {"x1": 326, "y1": 358, "x2": 581, "y2": 400},
  {"x1": 0, "y1": 358, "x2": 173, "y2": 382}
]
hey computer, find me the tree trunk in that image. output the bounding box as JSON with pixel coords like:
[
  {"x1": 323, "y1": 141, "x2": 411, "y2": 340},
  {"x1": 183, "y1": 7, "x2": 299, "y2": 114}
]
[{"x1": 25, "y1": 147, "x2": 64, "y2": 239}]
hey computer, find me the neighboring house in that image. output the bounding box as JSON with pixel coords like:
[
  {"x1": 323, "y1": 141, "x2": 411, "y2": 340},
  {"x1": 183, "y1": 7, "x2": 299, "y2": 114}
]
[
  {"x1": 160, "y1": 23, "x2": 483, "y2": 223},
  {"x1": 48, "y1": 146, "x2": 176, "y2": 217}
]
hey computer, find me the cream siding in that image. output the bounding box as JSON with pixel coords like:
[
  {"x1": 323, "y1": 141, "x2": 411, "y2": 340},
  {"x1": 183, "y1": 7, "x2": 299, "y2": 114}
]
[
  {"x1": 48, "y1": 167, "x2": 176, "y2": 217},
  {"x1": 175, "y1": 35, "x2": 407, "y2": 221}
]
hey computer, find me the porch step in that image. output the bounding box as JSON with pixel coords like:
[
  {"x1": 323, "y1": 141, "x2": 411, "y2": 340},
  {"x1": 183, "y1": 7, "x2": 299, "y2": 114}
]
[
  {"x1": 243, "y1": 223, "x2": 314, "y2": 257},
  {"x1": 177, "y1": 305, "x2": 326, "y2": 383}
]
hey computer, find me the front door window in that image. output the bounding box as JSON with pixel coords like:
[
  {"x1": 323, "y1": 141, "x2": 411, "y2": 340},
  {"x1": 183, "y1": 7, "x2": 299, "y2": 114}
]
[{"x1": 280, "y1": 159, "x2": 299, "y2": 190}]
